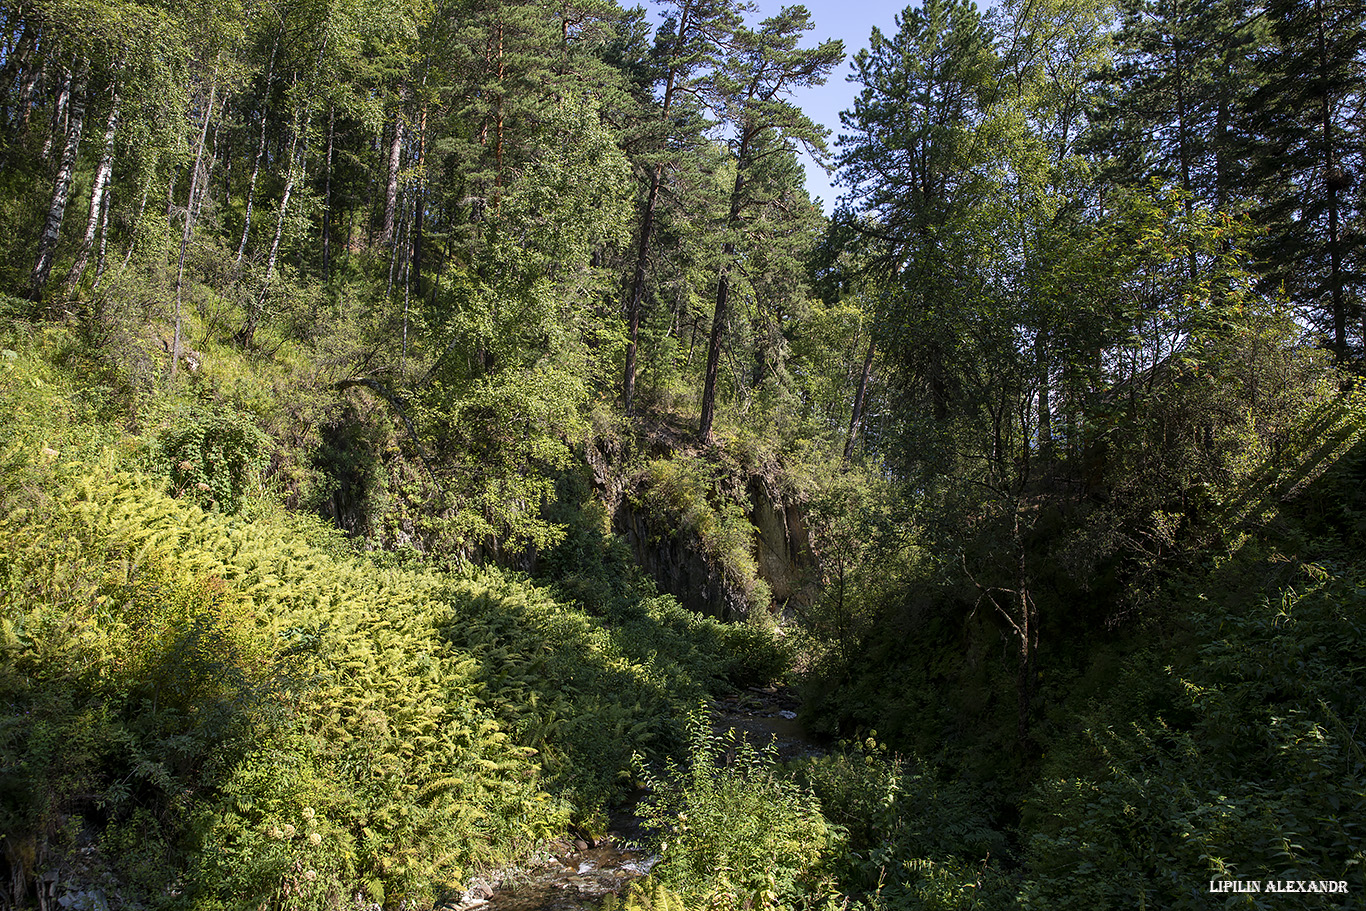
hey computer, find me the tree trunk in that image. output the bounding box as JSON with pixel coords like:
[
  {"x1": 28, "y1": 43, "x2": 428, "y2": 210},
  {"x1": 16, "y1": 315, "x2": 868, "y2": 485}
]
[
  {"x1": 380, "y1": 116, "x2": 404, "y2": 245},
  {"x1": 116, "y1": 188, "x2": 148, "y2": 277},
  {"x1": 28, "y1": 63, "x2": 86, "y2": 303},
  {"x1": 1170, "y1": 28, "x2": 1199, "y2": 281},
  {"x1": 623, "y1": 0, "x2": 692, "y2": 415},
  {"x1": 66, "y1": 87, "x2": 119, "y2": 292},
  {"x1": 844, "y1": 337, "x2": 875, "y2": 462},
  {"x1": 91, "y1": 184, "x2": 113, "y2": 290},
  {"x1": 0, "y1": 20, "x2": 37, "y2": 133},
  {"x1": 1036, "y1": 330, "x2": 1052, "y2": 459},
  {"x1": 173, "y1": 66, "x2": 219, "y2": 374},
  {"x1": 1011, "y1": 511, "x2": 1037, "y2": 750},
  {"x1": 42, "y1": 67, "x2": 70, "y2": 159},
  {"x1": 194, "y1": 115, "x2": 220, "y2": 223},
  {"x1": 242, "y1": 110, "x2": 300, "y2": 349},
  {"x1": 412, "y1": 104, "x2": 426, "y2": 292},
  {"x1": 1314, "y1": 0, "x2": 1346, "y2": 357},
  {"x1": 236, "y1": 28, "x2": 280, "y2": 265},
  {"x1": 699, "y1": 127, "x2": 751, "y2": 442},
  {"x1": 623, "y1": 164, "x2": 663, "y2": 415},
  {"x1": 698, "y1": 248, "x2": 732, "y2": 442},
  {"x1": 322, "y1": 105, "x2": 334, "y2": 280}
]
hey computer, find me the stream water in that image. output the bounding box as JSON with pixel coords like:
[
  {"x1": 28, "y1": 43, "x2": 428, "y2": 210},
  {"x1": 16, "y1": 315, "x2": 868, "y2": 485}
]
[{"x1": 437, "y1": 689, "x2": 823, "y2": 911}]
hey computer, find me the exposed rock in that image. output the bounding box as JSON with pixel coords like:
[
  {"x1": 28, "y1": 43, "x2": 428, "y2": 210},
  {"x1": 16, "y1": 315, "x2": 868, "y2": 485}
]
[
  {"x1": 748, "y1": 476, "x2": 819, "y2": 615},
  {"x1": 614, "y1": 497, "x2": 750, "y2": 619}
]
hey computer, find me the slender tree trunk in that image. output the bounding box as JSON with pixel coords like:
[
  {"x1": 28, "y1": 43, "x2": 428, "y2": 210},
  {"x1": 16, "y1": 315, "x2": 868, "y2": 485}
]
[
  {"x1": 494, "y1": 24, "x2": 505, "y2": 191},
  {"x1": 399, "y1": 200, "x2": 412, "y2": 375},
  {"x1": 322, "y1": 105, "x2": 334, "y2": 280},
  {"x1": 66, "y1": 86, "x2": 119, "y2": 292},
  {"x1": 242, "y1": 108, "x2": 300, "y2": 349},
  {"x1": 623, "y1": 0, "x2": 692, "y2": 414},
  {"x1": 1214, "y1": 43, "x2": 1233, "y2": 213},
  {"x1": 29, "y1": 63, "x2": 86, "y2": 303},
  {"x1": 385, "y1": 195, "x2": 402, "y2": 299},
  {"x1": 115, "y1": 187, "x2": 148, "y2": 281},
  {"x1": 1009, "y1": 510, "x2": 1037, "y2": 749},
  {"x1": 1314, "y1": 0, "x2": 1346, "y2": 357},
  {"x1": 11, "y1": 23, "x2": 37, "y2": 129},
  {"x1": 42, "y1": 67, "x2": 70, "y2": 159},
  {"x1": 1016, "y1": 580, "x2": 1036, "y2": 748},
  {"x1": 173, "y1": 66, "x2": 219, "y2": 374},
  {"x1": 844, "y1": 337, "x2": 875, "y2": 462},
  {"x1": 381, "y1": 116, "x2": 404, "y2": 244},
  {"x1": 1036, "y1": 331, "x2": 1052, "y2": 459},
  {"x1": 0, "y1": 20, "x2": 36, "y2": 133},
  {"x1": 195, "y1": 116, "x2": 220, "y2": 223},
  {"x1": 165, "y1": 170, "x2": 177, "y2": 224},
  {"x1": 412, "y1": 103, "x2": 426, "y2": 291},
  {"x1": 1171, "y1": 29, "x2": 1199, "y2": 281},
  {"x1": 92, "y1": 185, "x2": 112, "y2": 289},
  {"x1": 237, "y1": 29, "x2": 280, "y2": 265},
  {"x1": 699, "y1": 127, "x2": 751, "y2": 442},
  {"x1": 623, "y1": 164, "x2": 663, "y2": 414},
  {"x1": 698, "y1": 246, "x2": 733, "y2": 441}
]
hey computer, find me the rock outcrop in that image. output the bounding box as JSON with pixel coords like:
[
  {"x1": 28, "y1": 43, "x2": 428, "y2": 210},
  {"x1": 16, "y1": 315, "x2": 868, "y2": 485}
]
[{"x1": 587, "y1": 431, "x2": 819, "y2": 620}]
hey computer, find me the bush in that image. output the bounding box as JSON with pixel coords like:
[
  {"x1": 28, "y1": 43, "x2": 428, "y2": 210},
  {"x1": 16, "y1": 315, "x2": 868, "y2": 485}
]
[
  {"x1": 636, "y1": 708, "x2": 832, "y2": 909},
  {"x1": 150, "y1": 403, "x2": 272, "y2": 513},
  {"x1": 0, "y1": 451, "x2": 564, "y2": 909},
  {"x1": 1020, "y1": 562, "x2": 1366, "y2": 909},
  {"x1": 638, "y1": 458, "x2": 772, "y2": 612},
  {"x1": 799, "y1": 738, "x2": 1012, "y2": 911}
]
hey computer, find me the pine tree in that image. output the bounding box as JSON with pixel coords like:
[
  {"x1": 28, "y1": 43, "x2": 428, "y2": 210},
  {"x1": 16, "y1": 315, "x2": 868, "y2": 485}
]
[
  {"x1": 697, "y1": 5, "x2": 841, "y2": 441},
  {"x1": 622, "y1": 0, "x2": 740, "y2": 414},
  {"x1": 1250, "y1": 0, "x2": 1364, "y2": 357},
  {"x1": 837, "y1": 0, "x2": 997, "y2": 423}
]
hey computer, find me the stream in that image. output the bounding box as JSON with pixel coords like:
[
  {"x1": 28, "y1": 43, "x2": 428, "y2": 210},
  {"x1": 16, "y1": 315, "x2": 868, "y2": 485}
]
[{"x1": 437, "y1": 688, "x2": 823, "y2": 911}]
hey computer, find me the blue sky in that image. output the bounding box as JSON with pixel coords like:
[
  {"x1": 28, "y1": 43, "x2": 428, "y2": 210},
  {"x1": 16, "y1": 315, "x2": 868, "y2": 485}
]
[
  {"x1": 751, "y1": 0, "x2": 909, "y2": 213},
  {"x1": 640, "y1": 0, "x2": 916, "y2": 212}
]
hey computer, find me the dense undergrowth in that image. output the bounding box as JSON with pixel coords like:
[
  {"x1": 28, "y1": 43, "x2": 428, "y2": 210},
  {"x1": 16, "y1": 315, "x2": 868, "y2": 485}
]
[
  {"x1": 788, "y1": 407, "x2": 1366, "y2": 908},
  {"x1": 0, "y1": 323, "x2": 784, "y2": 909},
  {"x1": 5, "y1": 307, "x2": 1366, "y2": 911}
]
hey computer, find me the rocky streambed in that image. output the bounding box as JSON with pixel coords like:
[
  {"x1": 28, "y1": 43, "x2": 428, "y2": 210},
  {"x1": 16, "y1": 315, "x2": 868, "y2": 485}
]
[{"x1": 439, "y1": 688, "x2": 823, "y2": 911}]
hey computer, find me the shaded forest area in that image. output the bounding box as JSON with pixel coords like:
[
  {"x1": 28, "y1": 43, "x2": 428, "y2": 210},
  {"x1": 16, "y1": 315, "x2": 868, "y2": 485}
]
[{"x1": 1, "y1": 0, "x2": 1364, "y2": 907}]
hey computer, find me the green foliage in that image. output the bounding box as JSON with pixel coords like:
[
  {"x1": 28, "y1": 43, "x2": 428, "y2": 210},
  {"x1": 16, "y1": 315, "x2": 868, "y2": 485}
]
[
  {"x1": 1, "y1": 333, "x2": 806, "y2": 908},
  {"x1": 799, "y1": 738, "x2": 1013, "y2": 910},
  {"x1": 638, "y1": 457, "x2": 772, "y2": 611},
  {"x1": 637, "y1": 708, "x2": 832, "y2": 908},
  {"x1": 440, "y1": 569, "x2": 779, "y2": 817},
  {"x1": 795, "y1": 466, "x2": 906, "y2": 676},
  {"x1": 150, "y1": 403, "x2": 272, "y2": 513},
  {"x1": 602, "y1": 879, "x2": 695, "y2": 911},
  {"x1": 0, "y1": 408, "x2": 564, "y2": 907},
  {"x1": 5, "y1": 0, "x2": 1365, "y2": 905},
  {"x1": 1020, "y1": 560, "x2": 1366, "y2": 909}
]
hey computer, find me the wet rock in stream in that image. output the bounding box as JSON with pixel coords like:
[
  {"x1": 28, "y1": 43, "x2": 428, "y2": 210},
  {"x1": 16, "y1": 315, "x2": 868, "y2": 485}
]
[
  {"x1": 440, "y1": 836, "x2": 660, "y2": 911},
  {"x1": 711, "y1": 687, "x2": 824, "y2": 762}
]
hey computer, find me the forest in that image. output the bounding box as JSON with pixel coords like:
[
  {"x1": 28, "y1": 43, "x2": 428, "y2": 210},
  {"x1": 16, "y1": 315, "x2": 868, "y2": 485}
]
[{"x1": 0, "y1": 0, "x2": 1363, "y2": 906}]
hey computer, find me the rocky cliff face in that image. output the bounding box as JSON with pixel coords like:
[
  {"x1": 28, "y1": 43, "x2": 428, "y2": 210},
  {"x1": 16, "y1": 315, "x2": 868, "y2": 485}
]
[
  {"x1": 748, "y1": 477, "x2": 820, "y2": 616},
  {"x1": 614, "y1": 499, "x2": 751, "y2": 619},
  {"x1": 586, "y1": 433, "x2": 819, "y2": 620}
]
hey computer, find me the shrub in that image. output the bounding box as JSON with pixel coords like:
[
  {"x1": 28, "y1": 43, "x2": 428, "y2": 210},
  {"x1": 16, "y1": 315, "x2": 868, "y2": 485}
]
[
  {"x1": 1020, "y1": 562, "x2": 1366, "y2": 909},
  {"x1": 636, "y1": 708, "x2": 832, "y2": 908},
  {"x1": 151, "y1": 403, "x2": 271, "y2": 513},
  {"x1": 638, "y1": 458, "x2": 771, "y2": 612},
  {"x1": 798, "y1": 738, "x2": 1012, "y2": 911}
]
